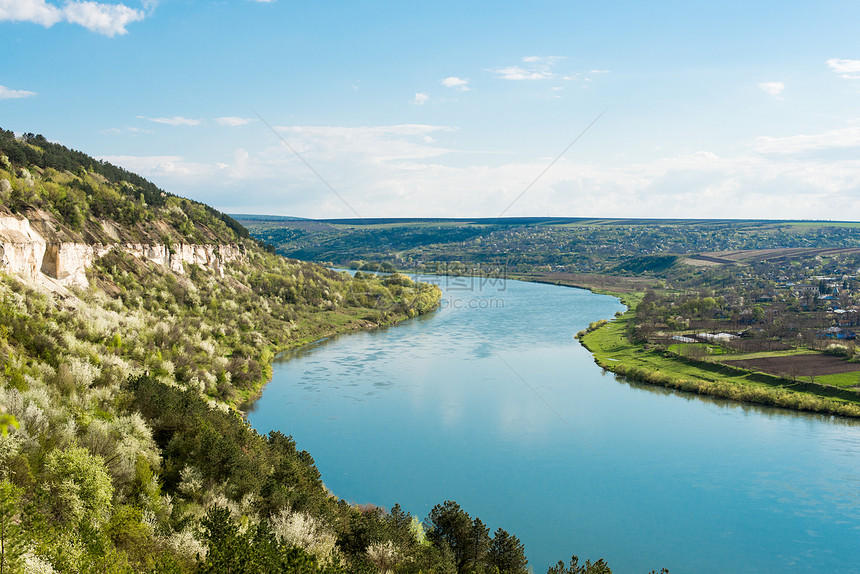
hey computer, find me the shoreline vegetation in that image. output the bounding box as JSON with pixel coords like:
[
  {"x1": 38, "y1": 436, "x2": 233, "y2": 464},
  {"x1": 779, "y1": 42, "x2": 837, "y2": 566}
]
[
  {"x1": 561, "y1": 282, "x2": 860, "y2": 419},
  {"x1": 513, "y1": 270, "x2": 860, "y2": 419}
]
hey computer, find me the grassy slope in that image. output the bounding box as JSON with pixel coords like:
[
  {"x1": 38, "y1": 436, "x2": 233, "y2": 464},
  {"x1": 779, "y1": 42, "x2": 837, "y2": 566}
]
[{"x1": 805, "y1": 371, "x2": 860, "y2": 387}]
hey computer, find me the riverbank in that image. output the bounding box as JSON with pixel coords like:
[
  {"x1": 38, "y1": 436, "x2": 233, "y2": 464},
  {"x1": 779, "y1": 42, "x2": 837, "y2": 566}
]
[
  {"x1": 508, "y1": 270, "x2": 860, "y2": 418},
  {"x1": 578, "y1": 305, "x2": 860, "y2": 418},
  {"x1": 509, "y1": 271, "x2": 654, "y2": 305}
]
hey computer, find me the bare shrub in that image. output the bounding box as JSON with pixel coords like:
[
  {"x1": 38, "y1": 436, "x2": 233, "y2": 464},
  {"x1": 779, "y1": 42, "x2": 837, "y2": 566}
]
[
  {"x1": 269, "y1": 508, "x2": 338, "y2": 566},
  {"x1": 367, "y1": 540, "x2": 400, "y2": 574}
]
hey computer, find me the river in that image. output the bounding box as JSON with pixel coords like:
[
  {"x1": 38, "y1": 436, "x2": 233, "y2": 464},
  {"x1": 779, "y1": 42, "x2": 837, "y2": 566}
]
[{"x1": 245, "y1": 274, "x2": 860, "y2": 573}]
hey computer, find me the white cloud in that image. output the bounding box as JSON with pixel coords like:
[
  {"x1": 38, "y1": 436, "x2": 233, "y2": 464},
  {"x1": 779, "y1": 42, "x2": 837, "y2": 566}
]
[
  {"x1": 138, "y1": 115, "x2": 252, "y2": 127},
  {"x1": 490, "y1": 56, "x2": 566, "y2": 81},
  {"x1": 758, "y1": 81, "x2": 785, "y2": 96},
  {"x1": 523, "y1": 56, "x2": 563, "y2": 64},
  {"x1": 270, "y1": 124, "x2": 456, "y2": 164},
  {"x1": 827, "y1": 58, "x2": 860, "y2": 79},
  {"x1": 98, "y1": 154, "x2": 213, "y2": 179},
  {"x1": 0, "y1": 84, "x2": 36, "y2": 99},
  {"x1": 0, "y1": 0, "x2": 145, "y2": 36},
  {"x1": 753, "y1": 127, "x2": 860, "y2": 154},
  {"x1": 139, "y1": 115, "x2": 204, "y2": 126},
  {"x1": 63, "y1": 1, "x2": 144, "y2": 36},
  {"x1": 413, "y1": 92, "x2": 429, "y2": 105},
  {"x1": 492, "y1": 65, "x2": 554, "y2": 81},
  {"x1": 441, "y1": 76, "x2": 470, "y2": 90},
  {"x1": 0, "y1": 0, "x2": 61, "y2": 26},
  {"x1": 490, "y1": 58, "x2": 607, "y2": 87},
  {"x1": 215, "y1": 116, "x2": 254, "y2": 127},
  {"x1": 96, "y1": 122, "x2": 860, "y2": 221}
]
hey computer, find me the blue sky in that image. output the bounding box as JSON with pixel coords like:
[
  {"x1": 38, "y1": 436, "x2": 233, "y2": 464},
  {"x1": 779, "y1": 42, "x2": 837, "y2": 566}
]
[{"x1": 3, "y1": 0, "x2": 860, "y2": 219}]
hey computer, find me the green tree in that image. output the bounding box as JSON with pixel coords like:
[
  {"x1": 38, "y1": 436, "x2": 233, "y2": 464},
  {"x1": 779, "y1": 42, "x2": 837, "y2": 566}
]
[
  {"x1": 467, "y1": 517, "x2": 490, "y2": 571},
  {"x1": 426, "y1": 501, "x2": 490, "y2": 574},
  {"x1": 0, "y1": 412, "x2": 17, "y2": 437},
  {"x1": 547, "y1": 555, "x2": 612, "y2": 574},
  {"x1": 198, "y1": 506, "x2": 251, "y2": 574},
  {"x1": 106, "y1": 504, "x2": 158, "y2": 570},
  {"x1": 0, "y1": 480, "x2": 24, "y2": 574},
  {"x1": 488, "y1": 528, "x2": 528, "y2": 574},
  {"x1": 198, "y1": 506, "x2": 324, "y2": 574},
  {"x1": 44, "y1": 445, "x2": 114, "y2": 527},
  {"x1": 426, "y1": 501, "x2": 472, "y2": 571}
]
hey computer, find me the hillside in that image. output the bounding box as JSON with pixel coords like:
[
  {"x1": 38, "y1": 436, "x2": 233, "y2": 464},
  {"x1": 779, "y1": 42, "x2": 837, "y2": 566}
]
[
  {"x1": 0, "y1": 130, "x2": 510, "y2": 573},
  {"x1": 1, "y1": 129, "x2": 248, "y2": 245}
]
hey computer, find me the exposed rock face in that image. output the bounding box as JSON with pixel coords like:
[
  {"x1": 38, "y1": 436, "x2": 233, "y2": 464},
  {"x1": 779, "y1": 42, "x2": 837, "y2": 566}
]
[
  {"x1": 0, "y1": 216, "x2": 47, "y2": 283},
  {"x1": 0, "y1": 215, "x2": 245, "y2": 290},
  {"x1": 123, "y1": 242, "x2": 246, "y2": 277}
]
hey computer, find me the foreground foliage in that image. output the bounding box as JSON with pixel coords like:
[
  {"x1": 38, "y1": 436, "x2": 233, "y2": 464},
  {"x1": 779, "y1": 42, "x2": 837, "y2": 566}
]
[
  {"x1": 0, "y1": 130, "x2": 446, "y2": 572},
  {"x1": 0, "y1": 256, "x2": 447, "y2": 572}
]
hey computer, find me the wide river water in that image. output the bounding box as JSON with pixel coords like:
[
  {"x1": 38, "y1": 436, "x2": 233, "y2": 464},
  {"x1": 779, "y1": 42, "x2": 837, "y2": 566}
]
[{"x1": 246, "y1": 275, "x2": 860, "y2": 573}]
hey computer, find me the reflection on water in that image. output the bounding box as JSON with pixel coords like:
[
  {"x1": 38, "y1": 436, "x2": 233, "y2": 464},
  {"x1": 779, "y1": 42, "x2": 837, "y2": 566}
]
[{"x1": 247, "y1": 275, "x2": 860, "y2": 574}]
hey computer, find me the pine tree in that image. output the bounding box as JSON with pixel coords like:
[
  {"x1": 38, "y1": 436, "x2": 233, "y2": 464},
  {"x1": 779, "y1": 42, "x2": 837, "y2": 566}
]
[{"x1": 488, "y1": 527, "x2": 528, "y2": 574}]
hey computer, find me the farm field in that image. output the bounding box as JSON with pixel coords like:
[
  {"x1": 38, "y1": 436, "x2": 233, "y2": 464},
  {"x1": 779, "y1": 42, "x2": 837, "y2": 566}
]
[{"x1": 723, "y1": 353, "x2": 860, "y2": 380}]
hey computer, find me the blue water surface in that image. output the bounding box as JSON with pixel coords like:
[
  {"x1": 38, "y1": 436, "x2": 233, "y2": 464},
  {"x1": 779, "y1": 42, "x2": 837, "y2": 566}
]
[{"x1": 246, "y1": 275, "x2": 860, "y2": 574}]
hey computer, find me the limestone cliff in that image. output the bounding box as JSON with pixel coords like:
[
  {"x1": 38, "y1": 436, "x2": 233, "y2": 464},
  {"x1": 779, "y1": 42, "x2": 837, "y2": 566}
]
[
  {"x1": 0, "y1": 214, "x2": 245, "y2": 291},
  {"x1": 0, "y1": 215, "x2": 47, "y2": 283}
]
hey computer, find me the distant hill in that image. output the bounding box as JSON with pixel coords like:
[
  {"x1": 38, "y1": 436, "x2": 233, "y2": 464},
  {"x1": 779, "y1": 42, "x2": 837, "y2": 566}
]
[
  {"x1": 233, "y1": 214, "x2": 854, "y2": 227},
  {"x1": 235, "y1": 214, "x2": 860, "y2": 275},
  {"x1": 229, "y1": 213, "x2": 309, "y2": 222}
]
